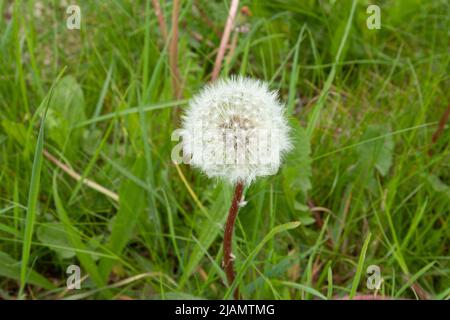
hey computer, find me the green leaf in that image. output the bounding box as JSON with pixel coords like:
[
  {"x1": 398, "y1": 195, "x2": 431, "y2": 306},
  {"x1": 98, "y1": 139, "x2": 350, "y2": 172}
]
[
  {"x1": 356, "y1": 125, "x2": 394, "y2": 177},
  {"x1": 19, "y1": 69, "x2": 66, "y2": 298},
  {"x1": 425, "y1": 174, "x2": 450, "y2": 200},
  {"x1": 395, "y1": 261, "x2": 436, "y2": 298},
  {"x1": 245, "y1": 257, "x2": 294, "y2": 295},
  {"x1": 37, "y1": 222, "x2": 75, "y2": 259},
  {"x1": 99, "y1": 156, "x2": 146, "y2": 281},
  {"x1": 179, "y1": 183, "x2": 230, "y2": 287},
  {"x1": 53, "y1": 175, "x2": 108, "y2": 295},
  {"x1": 277, "y1": 280, "x2": 327, "y2": 300},
  {"x1": 0, "y1": 251, "x2": 54, "y2": 290},
  {"x1": 351, "y1": 125, "x2": 394, "y2": 193},
  {"x1": 282, "y1": 122, "x2": 312, "y2": 219},
  {"x1": 294, "y1": 201, "x2": 316, "y2": 225},
  {"x1": 153, "y1": 292, "x2": 206, "y2": 300},
  {"x1": 225, "y1": 221, "x2": 301, "y2": 299},
  {"x1": 306, "y1": 0, "x2": 357, "y2": 137},
  {"x1": 283, "y1": 123, "x2": 312, "y2": 196},
  {"x1": 19, "y1": 106, "x2": 47, "y2": 298},
  {"x1": 286, "y1": 26, "x2": 307, "y2": 114},
  {"x1": 349, "y1": 232, "x2": 372, "y2": 299},
  {"x1": 45, "y1": 75, "x2": 86, "y2": 154},
  {"x1": 0, "y1": 221, "x2": 20, "y2": 237},
  {"x1": 1, "y1": 120, "x2": 28, "y2": 148}
]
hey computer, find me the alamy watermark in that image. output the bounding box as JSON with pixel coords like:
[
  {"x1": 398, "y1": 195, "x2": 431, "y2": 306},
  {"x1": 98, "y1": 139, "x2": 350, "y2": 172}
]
[
  {"x1": 171, "y1": 125, "x2": 282, "y2": 176},
  {"x1": 66, "y1": 5, "x2": 81, "y2": 30},
  {"x1": 366, "y1": 5, "x2": 381, "y2": 30},
  {"x1": 66, "y1": 264, "x2": 81, "y2": 290},
  {"x1": 366, "y1": 265, "x2": 383, "y2": 290}
]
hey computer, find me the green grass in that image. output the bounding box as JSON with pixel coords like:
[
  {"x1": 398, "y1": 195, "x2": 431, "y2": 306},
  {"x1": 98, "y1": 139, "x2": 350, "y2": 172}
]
[{"x1": 0, "y1": 0, "x2": 449, "y2": 300}]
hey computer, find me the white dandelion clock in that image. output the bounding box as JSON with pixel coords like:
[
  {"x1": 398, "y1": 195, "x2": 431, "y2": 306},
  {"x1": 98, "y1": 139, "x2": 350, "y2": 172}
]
[
  {"x1": 179, "y1": 76, "x2": 293, "y2": 300},
  {"x1": 181, "y1": 76, "x2": 291, "y2": 185}
]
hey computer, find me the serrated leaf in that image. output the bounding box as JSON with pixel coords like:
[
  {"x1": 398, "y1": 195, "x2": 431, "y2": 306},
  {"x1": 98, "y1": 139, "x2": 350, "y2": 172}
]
[
  {"x1": 282, "y1": 122, "x2": 312, "y2": 211},
  {"x1": 356, "y1": 125, "x2": 394, "y2": 177}
]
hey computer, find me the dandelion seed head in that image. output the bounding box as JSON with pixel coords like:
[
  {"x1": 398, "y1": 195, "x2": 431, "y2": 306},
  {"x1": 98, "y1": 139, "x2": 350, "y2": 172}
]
[{"x1": 181, "y1": 76, "x2": 291, "y2": 185}]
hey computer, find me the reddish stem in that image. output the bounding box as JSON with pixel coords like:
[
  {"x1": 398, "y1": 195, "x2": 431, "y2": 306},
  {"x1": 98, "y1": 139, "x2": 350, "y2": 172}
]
[
  {"x1": 428, "y1": 103, "x2": 450, "y2": 156},
  {"x1": 223, "y1": 181, "x2": 244, "y2": 300}
]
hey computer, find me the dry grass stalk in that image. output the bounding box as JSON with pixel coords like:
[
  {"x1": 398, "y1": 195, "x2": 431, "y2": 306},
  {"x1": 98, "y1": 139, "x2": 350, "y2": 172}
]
[
  {"x1": 211, "y1": 0, "x2": 240, "y2": 82},
  {"x1": 169, "y1": 0, "x2": 182, "y2": 99},
  {"x1": 43, "y1": 149, "x2": 119, "y2": 202},
  {"x1": 151, "y1": 0, "x2": 168, "y2": 42}
]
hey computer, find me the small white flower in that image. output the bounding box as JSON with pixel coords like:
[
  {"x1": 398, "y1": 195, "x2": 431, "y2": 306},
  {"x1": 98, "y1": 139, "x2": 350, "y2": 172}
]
[{"x1": 181, "y1": 76, "x2": 291, "y2": 185}]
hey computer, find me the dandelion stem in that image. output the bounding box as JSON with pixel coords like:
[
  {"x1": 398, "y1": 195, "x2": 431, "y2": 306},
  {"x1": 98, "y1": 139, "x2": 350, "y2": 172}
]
[{"x1": 223, "y1": 181, "x2": 244, "y2": 300}]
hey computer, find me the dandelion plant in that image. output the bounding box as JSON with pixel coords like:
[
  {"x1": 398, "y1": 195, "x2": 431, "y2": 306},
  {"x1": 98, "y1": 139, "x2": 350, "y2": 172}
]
[{"x1": 181, "y1": 77, "x2": 291, "y2": 299}]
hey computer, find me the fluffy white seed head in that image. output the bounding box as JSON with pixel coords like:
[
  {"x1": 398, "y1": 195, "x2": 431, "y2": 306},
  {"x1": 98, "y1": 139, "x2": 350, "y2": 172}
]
[{"x1": 181, "y1": 76, "x2": 291, "y2": 185}]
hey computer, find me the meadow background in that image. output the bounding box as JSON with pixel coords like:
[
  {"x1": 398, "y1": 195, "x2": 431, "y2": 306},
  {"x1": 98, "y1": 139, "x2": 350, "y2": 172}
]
[{"x1": 0, "y1": 0, "x2": 448, "y2": 300}]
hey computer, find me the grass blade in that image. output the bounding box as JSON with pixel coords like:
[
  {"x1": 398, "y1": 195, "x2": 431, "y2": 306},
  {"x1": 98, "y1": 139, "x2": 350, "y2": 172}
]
[
  {"x1": 306, "y1": 0, "x2": 357, "y2": 137},
  {"x1": 224, "y1": 221, "x2": 301, "y2": 299},
  {"x1": 277, "y1": 280, "x2": 327, "y2": 300},
  {"x1": 19, "y1": 69, "x2": 66, "y2": 298},
  {"x1": 0, "y1": 251, "x2": 54, "y2": 290},
  {"x1": 349, "y1": 232, "x2": 372, "y2": 299},
  {"x1": 99, "y1": 156, "x2": 146, "y2": 282},
  {"x1": 19, "y1": 108, "x2": 46, "y2": 298},
  {"x1": 395, "y1": 262, "x2": 436, "y2": 298},
  {"x1": 53, "y1": 173, "x2": 109, "y2": 296}
]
